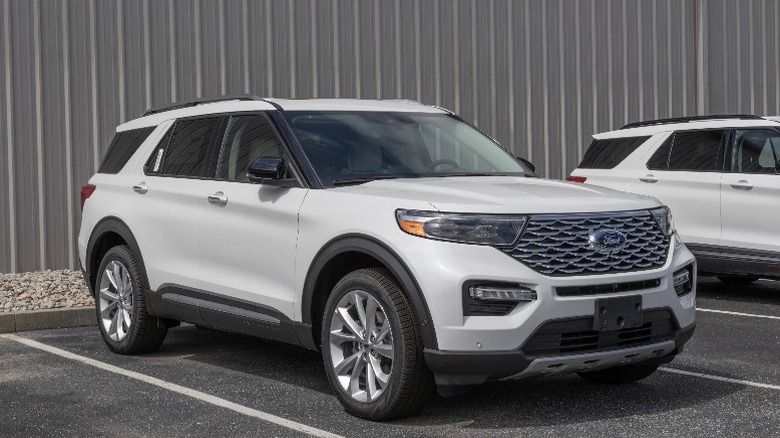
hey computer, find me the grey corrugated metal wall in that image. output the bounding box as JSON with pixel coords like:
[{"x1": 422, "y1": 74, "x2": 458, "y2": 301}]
[{"x1": 1, "y1": 0, "x2": 779, "y2": 273}]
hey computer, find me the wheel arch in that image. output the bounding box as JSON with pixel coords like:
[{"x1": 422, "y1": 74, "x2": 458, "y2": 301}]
[
  {"x1": 301, "y1": 234, "x2": 438, "y2": 350},
  {"x1": 86, "y1": 216, "x2": 148, "y2": 296}
]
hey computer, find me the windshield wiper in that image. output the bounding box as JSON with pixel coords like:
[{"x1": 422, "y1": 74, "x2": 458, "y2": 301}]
[{"x1": 332, "y1": 175, "x2": 404, "y2": 186}]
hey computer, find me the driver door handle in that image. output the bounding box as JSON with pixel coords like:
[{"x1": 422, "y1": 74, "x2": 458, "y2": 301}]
[
  {"x1": 730, "y1": 180, "x2": 753, "y2": 190},
  {"x1": 207, "y1": 191, "x2": 229, "y2": 206},
  {"x1": 132, "y1": 182, "x2": 148, "y2": 194},
  {"x1": 639, "y1": 174, "x2": 658, "y2": 183}
]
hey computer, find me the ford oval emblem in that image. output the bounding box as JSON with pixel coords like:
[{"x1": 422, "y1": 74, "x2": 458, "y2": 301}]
[{"x1": 589, "y1": 229, "x2": 627, "y2": 254}]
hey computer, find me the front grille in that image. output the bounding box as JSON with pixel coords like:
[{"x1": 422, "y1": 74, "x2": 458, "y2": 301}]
[
  {"x1": 521, "y1": 309, "x2": 677, "y2": 357},
  {"x1": 556, "y1": 278, "x2": 661, "y2": 297},
  {"x1": 501, "y1": 211, "x2": 670, "y2": 276}
]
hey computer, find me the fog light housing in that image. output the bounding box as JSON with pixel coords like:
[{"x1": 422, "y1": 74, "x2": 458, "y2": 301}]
[
  {"x1": 673, "y1": 265, "x2": 693, "y2": 296},
  {"x1": 468, "y1": 285, "x2": 537, "y2": 302},
  {"x1": 464, "y1": 283, "x2": 537, "y2": 316}
]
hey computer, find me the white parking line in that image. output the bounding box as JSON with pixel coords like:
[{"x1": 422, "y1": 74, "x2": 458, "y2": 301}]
[
  {"x1": 660, "y1": 367, "x2": 780, "y2": 391},
  {"x1": 1, "y1": 333, "x2": 343, "y2": 438},
  {"x1": 697, "y1": 308, "x2": 780, "y2": 321}
]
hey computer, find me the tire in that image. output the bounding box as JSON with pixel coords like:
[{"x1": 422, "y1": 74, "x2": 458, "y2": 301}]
[
  {"x1": 321, "y1": 268, "x2": 434, "y2": 421},
  {"x1": 578, "y1": 363, "x2": 660, "y2": 384},
  {"x1": 94, "y1": 245, "x2": 167, "y2": 354},
  {"x1": 717, "y1": 275, "x2": 760, "y2": 285}
]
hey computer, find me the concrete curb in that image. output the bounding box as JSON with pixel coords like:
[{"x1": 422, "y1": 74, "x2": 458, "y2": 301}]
[{"x1": 0, "y1": 307, "x2": 96, "y2": 333}]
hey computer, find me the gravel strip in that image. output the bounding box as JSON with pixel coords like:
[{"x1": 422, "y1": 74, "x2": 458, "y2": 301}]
[{"x1": 0, "y1": 270, "x2": 93, "y2": 313}]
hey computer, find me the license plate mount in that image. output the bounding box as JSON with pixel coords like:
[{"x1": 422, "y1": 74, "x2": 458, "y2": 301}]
[{"x1": 593, "y1": 295, "x2": 643, "y2": 331}]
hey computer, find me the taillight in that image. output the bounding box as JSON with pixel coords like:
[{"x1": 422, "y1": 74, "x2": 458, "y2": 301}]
[
  {"x1": 80, "y1": 184, "x2": 96, "y2": 211},
  {"x1": 566, "y1": 176, "x2": 587, "y2": 183}
]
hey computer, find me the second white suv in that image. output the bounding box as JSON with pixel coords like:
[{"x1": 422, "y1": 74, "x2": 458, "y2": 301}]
[
  {"x1": 569, "y1": 115, "x2": 780, "y2": 284},
  {"x1": 79, "y1": 96, "x2": 696, "y2": 420}
]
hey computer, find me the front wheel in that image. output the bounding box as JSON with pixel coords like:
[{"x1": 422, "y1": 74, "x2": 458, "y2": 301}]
[
  {"x1": 321, "y1": 268, "x2": 433, "y2": 421},
  {"x1": 95, "y1": 245, "x2": 167, "y2": 354},
  {"x1": 578, "y1": 363, "x2": 660, "y2": 384}
]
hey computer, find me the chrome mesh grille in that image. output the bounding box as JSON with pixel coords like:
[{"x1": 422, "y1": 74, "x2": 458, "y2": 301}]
[{"x1": 501, "y1": 211, "x2": 670, "y2": 276}]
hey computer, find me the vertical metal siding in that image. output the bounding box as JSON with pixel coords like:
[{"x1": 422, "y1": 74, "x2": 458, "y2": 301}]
[{"x1": 1, "y1": 0, "x2": 779, "y2": 273}]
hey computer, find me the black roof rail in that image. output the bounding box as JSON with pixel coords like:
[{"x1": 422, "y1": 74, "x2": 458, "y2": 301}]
[
  {"x1": 620, "y1": 114, "x2": 764, "y2": 130},
  {"x1": 143, "y1": 94, "x2": 265, "y2": 116}
]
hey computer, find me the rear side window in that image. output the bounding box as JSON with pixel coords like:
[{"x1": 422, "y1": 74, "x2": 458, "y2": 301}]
[
  {"x1": 668, "y1": 130, "x2": 723, "y2": 171},
  {"x1": 159, "y1": 117, "x2": 222, "y2": 177},
  {"x1": 578, "y1": 136, "x2": 650, "y2": 169},
  {"x1": 98, "y1": 127, "x2": 155, "y2": 174},
  {"x1": 647, "y1": 130, "x2": 724, "y2": 171}
]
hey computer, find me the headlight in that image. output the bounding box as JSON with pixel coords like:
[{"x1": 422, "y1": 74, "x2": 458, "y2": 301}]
[
  {"x1": 650, "y1": 206, "x2": 675, "y2": 237},
  {"x1": 396, "y1": 209, "x2": 527, "y2": 246}
]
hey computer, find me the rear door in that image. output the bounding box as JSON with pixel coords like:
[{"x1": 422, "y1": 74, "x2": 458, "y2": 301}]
[
  {"x1": 131, "y1": 116, "x2": 226, "y2": 293},
  {"x1": 632, "y1": 129, "x2": 726, "y2": 248},
  {"x1": 197, "y1": 113, "x2": 308, "y2": 321},
  {"x1": 720, "y1": 128, "x2": 780, "y2": 273}
]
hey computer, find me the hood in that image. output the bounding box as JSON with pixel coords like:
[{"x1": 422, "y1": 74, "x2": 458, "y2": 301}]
[{"x1": 334, "y1": 176, "x2": 661, "y2": 214}]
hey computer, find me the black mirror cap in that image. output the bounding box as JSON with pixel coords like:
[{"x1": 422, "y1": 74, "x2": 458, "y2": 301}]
[
  {"x1": 517, "y1": 157, "x2": 536, "y2": 174},
  {"x1": 247, "y1": 157, "x2": 285, "y2": 183}
]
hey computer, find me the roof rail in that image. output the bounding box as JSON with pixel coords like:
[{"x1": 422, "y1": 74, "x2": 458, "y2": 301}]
[
  {"x1": 143, "y1": 95, "x2": 265, "y2": 116},
  {"x1": 620, "y1": 114, "x2": 764, "y2": 130}
]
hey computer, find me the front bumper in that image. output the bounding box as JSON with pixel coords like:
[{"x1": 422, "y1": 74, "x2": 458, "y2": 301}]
[{"x1": 425, "y1": 322, "x2": 695, "y2": 386}]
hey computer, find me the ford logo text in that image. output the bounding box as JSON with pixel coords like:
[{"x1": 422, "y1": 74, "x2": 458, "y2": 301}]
[{"x1": 588, "y1": 229, "x2": 627, "y2": 254}]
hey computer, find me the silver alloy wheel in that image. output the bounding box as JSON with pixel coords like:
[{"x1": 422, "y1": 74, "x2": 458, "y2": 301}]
[
  {"x1": 98, "y1": 260, "x2": 134, "y2": 342},
  {"x1": 328, "y1": 290, "x2": 394, "y2": 403}
]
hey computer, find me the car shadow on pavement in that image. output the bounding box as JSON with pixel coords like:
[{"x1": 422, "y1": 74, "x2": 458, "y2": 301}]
[
  {"x1": 150, "y1": 325, "x2": 742, "y2": 428},
  {"x1": 696, "y1": 277, "x2": 780, "y2": 305}
]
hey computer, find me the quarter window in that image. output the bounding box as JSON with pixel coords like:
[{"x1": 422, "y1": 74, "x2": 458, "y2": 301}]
[
  {"x1": 217, "y1": 114, "x2": 285, "y2": 182},
  {"x1": 732, "y1": 129, "x2": 780, "y2": 174},
  {"x1": 578, "y1": 136, "x2": 650, "y2": 169},
  {"x1": 99, "y1": 127, "x2": 155, "y2": 174}
]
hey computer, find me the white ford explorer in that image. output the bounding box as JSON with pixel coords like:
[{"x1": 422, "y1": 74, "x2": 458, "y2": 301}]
[{"x1": 78, "y1": 96, "x2": 696, "y2": 420}]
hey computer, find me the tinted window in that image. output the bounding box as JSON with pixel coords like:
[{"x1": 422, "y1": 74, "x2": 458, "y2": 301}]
[
  {"x1": 578, "y1": 136, "x2": 650, "y2": 169},
  {"x1": 647, "y1": 134, "x2": 673, "y2": 170},
  {"x1": 217, "y1": 115, "x2": 285, "y2": 182},
  {"x1": 98, "y1": 127, "x2": 155, "y2": 174},
  {"x1": 667, "y1": 130, "x2": 723, "y2": 171},
  {"x1": 732, "y1": 129, "x2": 780, "y2": 174},
  {"x1": 162, "y1": 117, "x2": 221, "y2": 177}
]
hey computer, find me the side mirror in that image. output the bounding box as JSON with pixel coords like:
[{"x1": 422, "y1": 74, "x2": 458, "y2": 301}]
[
  {"x1": 247, "y1": 157, "x2": 285, "y2": 183},
  {"x1": 517, "y1": 157, "x2": 536, "y2": 174}
]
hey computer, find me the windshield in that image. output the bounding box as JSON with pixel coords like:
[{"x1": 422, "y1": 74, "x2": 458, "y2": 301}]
[{"x1": 281, "y1": 111, "x2": 529, "y2": 187}]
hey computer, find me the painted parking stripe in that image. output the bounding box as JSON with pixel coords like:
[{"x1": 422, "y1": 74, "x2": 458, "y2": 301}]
[
  {"x1": 697, "y1": 308, "x2": 780, "y2": 321},
  {"x1": 1, "y1": 333, "x2": 343, "y2": 438},
  {"x1": 660, "y1": 367, "x2": 780, "y2": 391}
]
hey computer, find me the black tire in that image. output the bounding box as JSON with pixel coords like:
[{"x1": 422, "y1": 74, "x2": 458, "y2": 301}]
[
  {"x1": 717, "y1": 275, "x2": 760, "y2": 285},
  {"x1": 321, "y1": 268, "x2": 434, "y2": 421},
  {"x1": 94, "y1": 245, "x2": 167, "y2": 354},
  {"x1": 578, "y1": 363, "x2": 660, "y2": 384}
]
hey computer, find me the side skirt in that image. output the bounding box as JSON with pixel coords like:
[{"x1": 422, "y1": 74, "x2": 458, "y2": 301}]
[{"x1": 146, "y1": 284, "x2": 313, "y2": 348}]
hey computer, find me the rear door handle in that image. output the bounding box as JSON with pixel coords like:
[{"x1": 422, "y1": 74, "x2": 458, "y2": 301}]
[
  {"x1": 730, "y1": 180, "x2": 753, "y2": 190},
  {"x1": 132, "y1": 182, "x2": 148, "y2": 194},
  {"x1": 639, "y1": 174, "x2": 658, "y2": 183},
  {"x1": 207, "y1": 191, "x2": 228, "y2": 206}
]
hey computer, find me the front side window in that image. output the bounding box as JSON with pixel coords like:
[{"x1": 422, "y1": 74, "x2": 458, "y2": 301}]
[
  {"x1": 160, "y1": 117, "x2": 221, "y2": 177},
  {"x1": 217, "y1": 114, "x2": 285, "y2": 182},
  {"x1": 732, "y1": 129, "x2": 780, "y2": 174},
  {"x1": 281, "y1": 111, "x2": 528, "y2": 187}
]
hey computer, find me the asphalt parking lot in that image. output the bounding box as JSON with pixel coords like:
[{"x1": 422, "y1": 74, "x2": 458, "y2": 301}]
[{"x1": 2, "y1": 277, "x2": 780, "y2": 438}]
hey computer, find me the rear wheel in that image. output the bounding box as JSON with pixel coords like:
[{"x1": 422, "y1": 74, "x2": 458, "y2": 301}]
[
  {"x1": 321, "y1": 268, "x2": 434, "y2": 421},
  {"x1": 95, "y1": 245, "x2": 167, "y2": 354},
  {"x1": 578, "y1": 363, "x2": 660, "y2": 384},
  {"x1": 717, "y1": 275, "x2": 760, "y2": 285}
]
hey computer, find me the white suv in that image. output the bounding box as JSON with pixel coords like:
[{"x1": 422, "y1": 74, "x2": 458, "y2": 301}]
[
  {"x1": 569, "y1": 115, "x2": 780, "y2": 285},
  {"x1": 79, "y1": 96, "x2": 696, "y2": 420}
]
